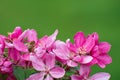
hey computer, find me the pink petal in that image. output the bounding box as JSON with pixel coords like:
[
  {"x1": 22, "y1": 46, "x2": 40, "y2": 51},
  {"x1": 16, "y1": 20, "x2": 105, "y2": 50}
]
[
  {"x1": 8, "y1": 48, "x2": 20, "y2": 61},
  {"x1": 97, "y1": 54, "x2": 112, "y2": 68},
  {"x1": 79, "y1": 65, "x2": 91, "y2": 78},
  {"x1": 73, "y1": 55, "x2": 93, "y2": 64},
  {"x1": 5, "y1": 42, "x2": 14, "y2": 48},
  {"x1": 35, "y1": 47, "x2": 46, "y2": 58},
  {"x1": 68, "y1": 42, "x2": 77, "y2": 53},
  {"x1": 9, "y1": 27, "x2": 22, "y2": 39},
  {"x1": 98, "y1": 42, "x2": 111, "y2": 53},
  {"x1": 91, "y1": 45, "x2": 100, "y2": 57},
  {"x1": 18, "y1": 29, "x2": 29, "y2": 41},
  {"x1": 89, "y1": 72, "x2": 110, "y2": 80},
  {"x1": 44, "y1": 75, "x2": 53, "y2": 80},
  {"x1": 50, "y1": 66, "x2": 65, "y2": 78},
  {"x1": 21, "y1": 53, "x2": 31, "y2": 61},
  {"x1": 26, "y1": 72, "x2": 45, "y2": 80},
  {"x1": 83, "y1": 35, "x2": 95, "y2": 53},
  {"x1": 67, "y1": 60, "x2": 78, "y2": 67},
  {"x1": 45, "y1": 54, "x2": 55, "y2": 70},
  {"x1": 26, "y1": 29, "x2": 38, "y2": 43},
  {"x1": 3, "y1": 61, "x2": 12, "y2": 67},
  {"x1": 13, "y1": 39, "x2": 28, "y2": 52},
  {"x1": 74, "y1": 32, "x2": 85, "y2": 48},
  {"x1": 46, "y1": 29, "x2": 58, "y2": 48},
  {"x1": 71, "y1": 75, "x2": 83, "y2": 80},
  {"x1": 30, "y1": 55, "x2": 45, "y2": 71},
  {"x1": 53, "y1": 40, "x2": 69, "y2": 60},
  {"x1": 91, "y1": 32, "x2": 99, "y2": 44}
]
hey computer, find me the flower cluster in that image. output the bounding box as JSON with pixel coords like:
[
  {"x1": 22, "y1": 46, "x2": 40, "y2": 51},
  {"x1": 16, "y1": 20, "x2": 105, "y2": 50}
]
[{"x1": 0, "y1": 27, "x2": 112, "y2": 80}]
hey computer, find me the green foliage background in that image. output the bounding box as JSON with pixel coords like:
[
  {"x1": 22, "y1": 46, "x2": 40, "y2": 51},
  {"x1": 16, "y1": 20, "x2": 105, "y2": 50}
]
[{"x1": 0, "y1": 0, "x2": 119, "y2": 80}]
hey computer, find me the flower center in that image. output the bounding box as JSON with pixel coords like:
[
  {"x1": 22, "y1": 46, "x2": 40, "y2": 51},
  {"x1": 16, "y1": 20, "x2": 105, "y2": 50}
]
[{"x1": 78, "y1": 47, "x2": 86, "y2": 55}]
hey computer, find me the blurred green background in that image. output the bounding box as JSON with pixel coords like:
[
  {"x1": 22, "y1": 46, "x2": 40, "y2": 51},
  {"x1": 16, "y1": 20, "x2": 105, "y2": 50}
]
[{"x1": 0, "y1": 0, "x2": 119, "y2": 80}]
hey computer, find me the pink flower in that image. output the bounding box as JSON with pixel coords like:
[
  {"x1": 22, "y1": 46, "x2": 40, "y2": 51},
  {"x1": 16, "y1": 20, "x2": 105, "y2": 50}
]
[
  {"x1": 5, "y1": 27, "x2": 28, "y2": 62},
  {"x1": 34, "y1": 30, "x2": 58, "y2": 58},
  {"x1": 71, "y1": 65, "x2": 110, "y2": 80},
  {"x1": 53, "y1": 40, "x2": 78, "y2": 67},
  {"x1": 69, "y1": 32, "x2": 95, "y2": 64},
  {"x1": 27, "y1": 54, "x2": 65, "y2": 80}
]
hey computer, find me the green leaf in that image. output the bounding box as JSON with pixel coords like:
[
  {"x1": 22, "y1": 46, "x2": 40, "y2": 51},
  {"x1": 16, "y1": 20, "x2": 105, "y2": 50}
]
[
  {"x1": 13, "y1": 66, "x2": 25, "y2": 80},
  {"x1": 13, "y1": 66, "x2": 37, "y2": 80}
]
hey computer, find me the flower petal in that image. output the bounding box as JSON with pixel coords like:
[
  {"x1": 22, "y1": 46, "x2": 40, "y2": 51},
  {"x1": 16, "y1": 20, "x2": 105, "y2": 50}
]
[
  {"x1": 46, "y1": 29, "x2": 58, "y2": 48},
  {"x1": 71, "y1": 75, "x2": 83, "y2": 80},
  {"x1": 74, "y1": 32, "x2": 85, "y2": 48},
  {"x1": 67, "y1": 60, "x2": 78, "y2": 67},
  {"x1": 44, "y1": 74, "x2": 53, "y2": 80},
  {"x1": 35, "y1": 47, "x2": 46, "y2": 58},
  {"x1": 13, "y1": 39, "x2": 28, "y2": 52},
  {"x1": 30, "y1": 55, "x2": 45, "y2": 71},
  {"x1": 26, "y1": 72, "x2": 45, "y2": 80},
  {"x1": 89, "y1": 72, "x2": 110, "y2": 80},
  {"x1": 98, "y1": 42, "x2": 111, "y2": 53},
  {"x1": 50, "y1": 66, "x2": 65, "y2": 78},
  {"x1": 79, "y1": 65, "x2": 91, "y2": 78},
  {"x1": 83, "y1": 35, "x2": 95, "y2": 53},
  {"x1": 53, "y1": 40, "x2": 69, "y2": 60},
  {"x1": 74, "y1": 55, "x2": 93, "y2": 64},
  {"x1": 97, "y1": 54, "x2": 112, "y2": 68},
  {"x1": 8, "y1": 48, "x2": 20, "y2": 61},
  {"x1": 9, "y1": 27, "x2": 22, "y2": 39},
  {"x1": 26, "y1": 29, "x2": 38, "y2": 43},
  {"x1": 91, "y1": 32, "x2": 99, "y2": 44},
  {"x1": 45, "y1": 54, "x2": 55, "y2": 70}
]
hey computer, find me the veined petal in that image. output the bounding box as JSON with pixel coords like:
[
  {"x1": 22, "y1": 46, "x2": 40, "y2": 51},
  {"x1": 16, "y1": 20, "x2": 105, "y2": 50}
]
[
  {"x1": 26, "y1": 72, "x2": 45, "y2": 80},
  {"x1": 53, "y1": 41, "x2": 69, "y2": 60},
  {"x1": 13, "y1": 39, "x2": 28, "y2": 52},
  {"x1": 45, "y1": 54, "x2": 55, "y2": 70},
  {"x1": 35, "y1": 47, "x2": 46, "y2": 58},
  {"x1": 18, "y1": 29, "x2": 29, "y2": 41},
  {"x1": 54, "y1": 49, "x2": 68, "y2": 60},
  {"x1": 46, "y1": 29, "x2": 58, "y2": 48},
  {"x1": 67, "y1": 60, "x2": 78, "y2": 67},
  {"x1": 98, "y1": 42, "x2": 111, "y2": 53},
  {"x1": 74, "y1": 55, "x2": 93, "y2": 64},
  {"x1": 97, "y1": 54, "x2": 112, "y2": 68},
  {"x1": 74, "y1": 32, "x2": 85, "y2": 48},
  {"x1": 79, "y1": 65, "x2": 91, "y2": 78},
  {"x1": 8, "y1": 48, "x2": 20, "y2": 61},
  {"x1": 83, "y1": 35, "x2": 95, "y2": 53},
  {"x1": 89, "y1": 72, "x2": 110, "y2": 80},
  {"x1": 50, "y1": 66, "x2": 65, "y2": 78},
  {"x1": 30, "y1": 55, "x2": 45, "y2": 71},
  {"x1": 26, "y1": 29, "x2": 38, "y2": 43}
]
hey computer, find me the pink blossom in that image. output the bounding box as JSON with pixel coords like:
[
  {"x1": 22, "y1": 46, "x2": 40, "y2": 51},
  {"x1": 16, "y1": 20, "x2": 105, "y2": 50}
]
[
  {"x1": 71, "y1": 65, "x2": 110, "y2": 80},
  {"x1": 5, "y1": 27, "x2": 27, "y2": 62},
  {"x1": 69, "y1": 32, "x2": 95, "y2": 64},
  {"x1": 34, "y1": 29, "x2": 58, "y2": 58},
  {"x1": 27, "y1": 54, "x2": 65, "y2": 80}
]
